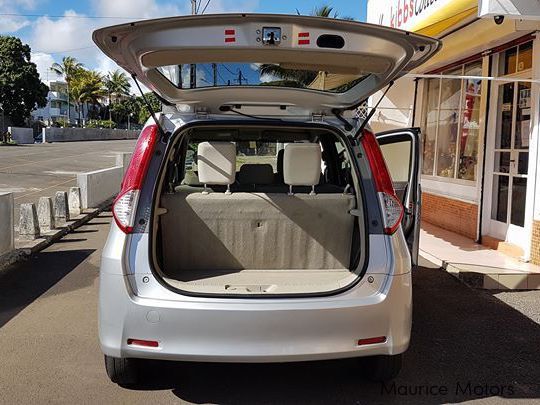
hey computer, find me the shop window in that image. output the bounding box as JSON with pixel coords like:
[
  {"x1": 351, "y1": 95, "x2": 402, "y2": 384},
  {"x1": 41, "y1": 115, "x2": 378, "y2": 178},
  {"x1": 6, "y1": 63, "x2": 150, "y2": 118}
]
[
  {"x1": 421, "y1": 60, "x2": 483, "y2": 181},
  {"x1": 422, "y1": 79, "x2": 439, "y2": 175},
  {"x1": 499, "y1": 41, "x2": 533, "y2": 75},
  {"x1": 458, "y1": 63, "x2": 482, "y2": 180}
]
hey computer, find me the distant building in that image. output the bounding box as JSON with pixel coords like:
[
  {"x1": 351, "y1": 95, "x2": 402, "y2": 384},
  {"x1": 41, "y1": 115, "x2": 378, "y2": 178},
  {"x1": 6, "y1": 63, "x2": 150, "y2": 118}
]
[{"x1": 31, "y1": 81, "x2": 98, "y2": 126}]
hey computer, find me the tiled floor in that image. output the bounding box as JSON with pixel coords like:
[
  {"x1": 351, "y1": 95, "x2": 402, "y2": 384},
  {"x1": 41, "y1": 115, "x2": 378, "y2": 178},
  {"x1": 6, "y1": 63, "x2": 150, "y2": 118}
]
[{"x1": 419, "y1": 222, "x2": 540, "y2": 289}]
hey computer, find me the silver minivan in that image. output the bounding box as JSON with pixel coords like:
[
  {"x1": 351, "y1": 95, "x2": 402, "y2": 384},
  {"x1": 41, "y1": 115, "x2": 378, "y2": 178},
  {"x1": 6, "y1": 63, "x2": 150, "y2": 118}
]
[{"x1": 93, "y1": 14, "x2": 439, "y2": 385}]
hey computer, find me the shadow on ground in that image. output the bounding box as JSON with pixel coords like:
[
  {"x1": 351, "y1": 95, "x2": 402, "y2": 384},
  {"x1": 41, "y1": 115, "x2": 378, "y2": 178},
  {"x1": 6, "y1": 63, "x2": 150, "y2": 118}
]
[
  {"x1": 0, "y1": 249, "x2": 95, "y2": 327},
  {"x1": 125, "y1": 267, "x2": 540, "y2": 404}
]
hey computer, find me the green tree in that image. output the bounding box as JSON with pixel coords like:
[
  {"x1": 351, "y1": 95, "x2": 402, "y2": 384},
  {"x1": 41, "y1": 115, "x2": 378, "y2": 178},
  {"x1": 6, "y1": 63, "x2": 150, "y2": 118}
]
[
  {"x1": 104, "y1": 69, "x2": 131, "y2": 126},
  {"x1": 136, "y1": 93, "x2": 161, "y2": 125},
  {"x1": 104, "y1": 69, "x2": 131, "y2": 103},
  {"x1": 70, "y1": 69, "x2": 105, "y2": 125},
  {"x1": 110, "y1": 96, "x2": 140, "y2": 126},
  {"x1": 50, "y1": 56, "x2": 84, "y2": 123},
  {"x1": 0, "y1": 36, "x2": 48, "y2": 126}
]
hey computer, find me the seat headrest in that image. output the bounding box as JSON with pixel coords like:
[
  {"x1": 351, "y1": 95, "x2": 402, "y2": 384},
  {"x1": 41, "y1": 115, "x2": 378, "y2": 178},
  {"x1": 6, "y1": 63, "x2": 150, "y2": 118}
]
[
  {"x1": 276, "y1": 149, "x2": 284, "y2": 177},
  {"x1": 182, "y1": 171, "x2": 202, "y2": 186},
  {"x1": 283, "y1": 143, "x2": 321, "y2": 186},
  {"x1": 239, "y1": 164, "x2": 274, "y2": 185},
  {"x1": 197, "y1": 142, "x2": 236, "y2": 185}
]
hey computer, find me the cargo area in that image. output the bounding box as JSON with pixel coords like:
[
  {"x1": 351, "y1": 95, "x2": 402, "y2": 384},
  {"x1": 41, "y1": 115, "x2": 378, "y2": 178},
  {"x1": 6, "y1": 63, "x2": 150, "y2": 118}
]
[{"x1": 151, "y1": 125, "x2": 366, "y2": 296}]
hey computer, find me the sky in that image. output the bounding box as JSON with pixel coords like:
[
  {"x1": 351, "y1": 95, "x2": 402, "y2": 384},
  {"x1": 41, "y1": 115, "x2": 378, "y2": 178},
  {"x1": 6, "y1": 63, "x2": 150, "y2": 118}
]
[{"x1": 0, "y1": 0, "x2": 368, "y2": 85}]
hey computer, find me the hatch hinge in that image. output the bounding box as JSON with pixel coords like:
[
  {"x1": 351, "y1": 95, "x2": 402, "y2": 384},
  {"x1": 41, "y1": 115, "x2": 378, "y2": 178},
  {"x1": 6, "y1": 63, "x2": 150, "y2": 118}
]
[{"x1": 311, "y1": 113, "x2": 325, "y2": 123}]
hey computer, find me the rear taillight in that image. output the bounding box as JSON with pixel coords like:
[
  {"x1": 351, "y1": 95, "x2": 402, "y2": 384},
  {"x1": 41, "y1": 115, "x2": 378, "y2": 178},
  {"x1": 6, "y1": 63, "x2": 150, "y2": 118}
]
[
  {"x1": 127, "y1": 338, "x2": 159, "y2": 348},
  {"x1": 113, "y1": 124, "x2": 159, "y2": 233},
  {"x1": 361, "y1": 129, "x2": 404, "y2": 235}
]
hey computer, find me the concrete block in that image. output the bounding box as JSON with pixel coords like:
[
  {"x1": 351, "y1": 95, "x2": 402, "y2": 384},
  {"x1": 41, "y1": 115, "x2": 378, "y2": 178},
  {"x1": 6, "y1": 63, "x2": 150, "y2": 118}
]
[
  {"x1": 54, "y1": 191, "x2": 70, "y2": 226},
  {"x1": 0, "y1": 192, "x2": 14, "y2": 255},
  {"x1": 68, "y1": 187, "x2": 81, "y2": 217},
  {"x1": 19, "y1": 203, "x2": 40, "y2": 240},
  {"x1": 527, "y1": 275, "x2": 540, "y2": 290},
  {"x1": 482, "y1": 274, "x2": 500, "y2": 290},
  {"x1": 115, "y1": 152, "x2": 133, "y2": 175},
  {"x1": 498, "y1": 274, "x2": 528, "y2": 290},
  {"x1": 8, "y1": 127, "x2": 34, "y2": 144},
  {"x1": 37, "y1": 197, "x2": 55, "y2": 232},
  {"x1": 77, "y1": 166, "x2": 123, "y2": 209}
]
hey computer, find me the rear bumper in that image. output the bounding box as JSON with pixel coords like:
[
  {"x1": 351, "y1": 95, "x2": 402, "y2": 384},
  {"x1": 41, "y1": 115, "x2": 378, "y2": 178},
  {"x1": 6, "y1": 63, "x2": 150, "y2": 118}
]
[{"x1": 98, "y1": 271, "x2": 412, "y2": 362}]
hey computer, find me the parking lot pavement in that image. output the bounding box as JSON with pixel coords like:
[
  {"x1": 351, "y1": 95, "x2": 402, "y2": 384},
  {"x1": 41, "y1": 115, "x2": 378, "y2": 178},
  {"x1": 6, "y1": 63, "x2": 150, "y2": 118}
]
[
  {"x1": 0, "y1": 140, "x2": 136, "y2": 220},
  {"x1": 0, "y1": 214, "x2": 539, "y2": 404}
]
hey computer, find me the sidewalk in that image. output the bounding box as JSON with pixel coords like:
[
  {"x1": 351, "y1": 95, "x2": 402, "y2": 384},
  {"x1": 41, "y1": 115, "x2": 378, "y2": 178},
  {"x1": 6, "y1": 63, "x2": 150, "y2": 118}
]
[{"x1": 419, "y1": 222, "x2": 540, "y2": 290}]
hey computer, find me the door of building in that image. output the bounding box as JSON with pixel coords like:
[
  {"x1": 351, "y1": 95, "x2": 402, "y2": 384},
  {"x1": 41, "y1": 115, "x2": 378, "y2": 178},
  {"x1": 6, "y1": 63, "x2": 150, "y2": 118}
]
[{"x1": 484, "y1": 80, "x2": 531, "y2": 245}]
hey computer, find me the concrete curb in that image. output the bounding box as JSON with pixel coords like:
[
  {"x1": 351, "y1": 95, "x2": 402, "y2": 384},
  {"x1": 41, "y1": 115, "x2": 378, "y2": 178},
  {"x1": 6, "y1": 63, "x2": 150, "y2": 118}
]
[
  {"x1": 0, "y1": 198, "x2": 113, "y2": 272},
  {"x1": 420, "y1": 249, "x2": 539, "y2": 290}
]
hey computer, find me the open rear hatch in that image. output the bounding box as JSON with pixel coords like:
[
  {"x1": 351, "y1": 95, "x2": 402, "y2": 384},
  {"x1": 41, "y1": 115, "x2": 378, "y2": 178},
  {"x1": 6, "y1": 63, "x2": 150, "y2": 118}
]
[{"x1": 93, "y1": 13, "x2": 440, "y2": 114}]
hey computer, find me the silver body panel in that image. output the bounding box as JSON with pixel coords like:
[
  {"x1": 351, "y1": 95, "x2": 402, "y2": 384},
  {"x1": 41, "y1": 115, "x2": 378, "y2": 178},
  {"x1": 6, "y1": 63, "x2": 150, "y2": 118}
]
[{"x1": 99, "y1": 219, "x2": 412, "y2": 362}]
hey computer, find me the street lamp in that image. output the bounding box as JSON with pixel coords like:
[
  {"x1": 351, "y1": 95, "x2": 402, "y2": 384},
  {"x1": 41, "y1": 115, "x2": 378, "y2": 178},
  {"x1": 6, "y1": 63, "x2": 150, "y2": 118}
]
[{"x1": 128, "y1": 112, "x2": 133, "y2": 130}]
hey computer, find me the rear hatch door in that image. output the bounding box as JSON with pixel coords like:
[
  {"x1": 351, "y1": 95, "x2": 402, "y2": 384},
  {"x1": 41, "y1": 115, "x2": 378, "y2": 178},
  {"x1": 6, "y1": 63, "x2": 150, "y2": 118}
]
[{"x1": 93, "y1": 14, "x2": 440, "y2": 114}]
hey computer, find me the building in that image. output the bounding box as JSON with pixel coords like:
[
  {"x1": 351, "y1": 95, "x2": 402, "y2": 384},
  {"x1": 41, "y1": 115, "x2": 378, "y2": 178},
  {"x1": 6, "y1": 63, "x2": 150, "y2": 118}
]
[
  {"x1": 32, "y1": 80, "x2": 99, "y2": 126},
  {"x1": 366, "y1": 0, "x2": 540, "y2": 264},
  {"x1": 32, "y1": 81, "x2": 77, "y2": 125}
]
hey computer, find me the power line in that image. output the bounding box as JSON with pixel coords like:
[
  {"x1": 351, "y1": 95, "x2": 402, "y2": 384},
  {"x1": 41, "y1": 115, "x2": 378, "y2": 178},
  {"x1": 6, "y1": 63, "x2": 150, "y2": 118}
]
[
  {"x1": 0, "y1": 12, "x2": 142, "y2": 20},
  {"x1": 200, "y1": 0, "x2": 212, "y2": 15},
  {"x1": 220, "y1": 63, "x2": 236, "y2": 77},
  {"x1": 33, "y1": 46, "x2": 96, "y2": 54}
]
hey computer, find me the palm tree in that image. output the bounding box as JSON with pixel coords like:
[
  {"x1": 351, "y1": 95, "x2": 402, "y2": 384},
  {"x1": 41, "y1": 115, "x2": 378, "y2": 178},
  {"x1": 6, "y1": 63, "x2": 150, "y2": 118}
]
[
  {"x1": 105, "y1": 70, "x2": 131, "y2": 102},
  {"x1": 104, "y1": 70, "x2": 131, "y2": 126},
  {"x1": 260, "y1": 4, "x2": 353, "y2": 87},
  {"x1": 71, "y1": 70, "x2": 105, "y2": 126},
  {"x1": 50, "y1": 56, "x2": 84, "y2": 124}
]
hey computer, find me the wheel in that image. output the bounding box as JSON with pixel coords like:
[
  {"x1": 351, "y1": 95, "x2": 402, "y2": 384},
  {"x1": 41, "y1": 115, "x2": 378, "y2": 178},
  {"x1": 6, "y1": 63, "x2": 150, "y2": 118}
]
[
  {"x1": 360, "y1": 354, "x2": 402, "y2": 382},
  {"x1": 104, "y1": 355, "x2": 139, "y2": 386}
]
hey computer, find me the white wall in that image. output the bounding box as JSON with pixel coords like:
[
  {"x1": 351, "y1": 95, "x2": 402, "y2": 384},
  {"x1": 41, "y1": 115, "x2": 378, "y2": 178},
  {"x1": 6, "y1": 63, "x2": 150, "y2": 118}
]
[
  {"x1": 77, "y1": 167, "x2": 123, "y2": 209},
  {"x1": 0, "y1": 193, "x2": 14, "y2": 255},
  {"x1": 368, "y1": 77, "x2": 417, "y2": 133}
]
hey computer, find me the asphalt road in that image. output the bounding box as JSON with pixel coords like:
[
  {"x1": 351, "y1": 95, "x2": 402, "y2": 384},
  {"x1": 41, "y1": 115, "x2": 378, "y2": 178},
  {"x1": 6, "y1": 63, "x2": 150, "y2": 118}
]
[
  {"x1": 0, "y1": 140, "x2": 136, "y2": 221},
  {"x1": 0, "y1": 215, "x2": 539, "y2": 404}
]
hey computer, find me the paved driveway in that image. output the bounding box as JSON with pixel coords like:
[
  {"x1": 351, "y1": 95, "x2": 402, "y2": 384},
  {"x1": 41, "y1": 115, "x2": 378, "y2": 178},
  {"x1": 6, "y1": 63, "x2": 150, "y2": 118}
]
[
  {"x1": 0, "y1": 215, "x2": 538, "y2": 404},
  {"x1": 0, "y1": 140, "x2": 136, "y2": 220}
]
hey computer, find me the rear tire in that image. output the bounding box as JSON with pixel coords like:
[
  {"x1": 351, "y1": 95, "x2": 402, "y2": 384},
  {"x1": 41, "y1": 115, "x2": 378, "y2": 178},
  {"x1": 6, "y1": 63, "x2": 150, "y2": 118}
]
[
  {"x1": 104, "y1": 355, "x2": 139, "y2": 386},
  {"x1": 360, "y1": 354, "x2": 402, "y2": 382}
]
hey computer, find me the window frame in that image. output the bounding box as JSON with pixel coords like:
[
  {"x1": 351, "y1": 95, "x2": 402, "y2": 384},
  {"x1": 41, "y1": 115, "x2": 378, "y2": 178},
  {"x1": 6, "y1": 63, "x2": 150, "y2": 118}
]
[{"x1": 421, "y1": 59, "x2": 483, "y2": 183}]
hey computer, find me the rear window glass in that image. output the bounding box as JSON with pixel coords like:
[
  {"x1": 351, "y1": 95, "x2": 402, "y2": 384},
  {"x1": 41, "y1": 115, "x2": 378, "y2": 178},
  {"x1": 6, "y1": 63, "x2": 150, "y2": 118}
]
[
  {"x1": 158, "y1": 63, "x2": 367, "y2": 93},
  {"x1": 185, "y1": 141, "x2": 279, "y2": 174}
]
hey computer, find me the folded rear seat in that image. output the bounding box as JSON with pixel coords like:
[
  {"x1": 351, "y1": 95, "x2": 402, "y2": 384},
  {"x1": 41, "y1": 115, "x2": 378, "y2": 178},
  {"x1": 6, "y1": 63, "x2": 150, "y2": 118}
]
[{"x1": 160, "y1": 142, "x2": 355, "y2": 273}]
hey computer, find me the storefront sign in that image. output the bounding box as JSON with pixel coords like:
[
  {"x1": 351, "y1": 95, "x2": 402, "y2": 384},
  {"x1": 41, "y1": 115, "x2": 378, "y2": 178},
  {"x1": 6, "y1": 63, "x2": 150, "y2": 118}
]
[
  {"x1": 367, "y1": 0, "x2": 478, "y2": 36},
  {"x1": 479, "y1": 0, "x2": 540, "y2": 20}
]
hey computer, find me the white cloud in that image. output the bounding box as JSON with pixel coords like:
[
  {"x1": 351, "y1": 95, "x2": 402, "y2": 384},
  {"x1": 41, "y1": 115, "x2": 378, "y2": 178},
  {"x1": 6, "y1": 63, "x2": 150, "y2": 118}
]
[
  {"x1": 201, "y1": 0, "x2": 259, "y2": 13},
  {"x1": 30, "y1": 10, "x2": 96, "y2": 54},
  {"x1": 260, "y1": 73, "x2": 279, "y2": 83},
  {"x1": 23, "y1": 0, "x2": 261, "y2": 93},
  {"x1": 31, "y1": 52, "x2": 62, "y2": 81},
  {"x1": 0, "y1": 0, "x2": 37, "y2": 33},
  {"x1": 0, "y1": 16, "x2": 30, "y2": 33},
  {"x1": 93, "y1": 0, "x2": 185, "y2": 19}
]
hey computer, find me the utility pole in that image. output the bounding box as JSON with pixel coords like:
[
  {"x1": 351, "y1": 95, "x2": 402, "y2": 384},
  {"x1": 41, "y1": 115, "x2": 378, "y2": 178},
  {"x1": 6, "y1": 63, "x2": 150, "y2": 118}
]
[
  {"x1": 190, "y1": 0, "x2": 197, "y2": 89},
  {"x1": 236, "y1": 70, "x2": 247, "y2": 85},
  {"x1": 212, "y1": 63, "x2": 217, "y2": 86}
]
